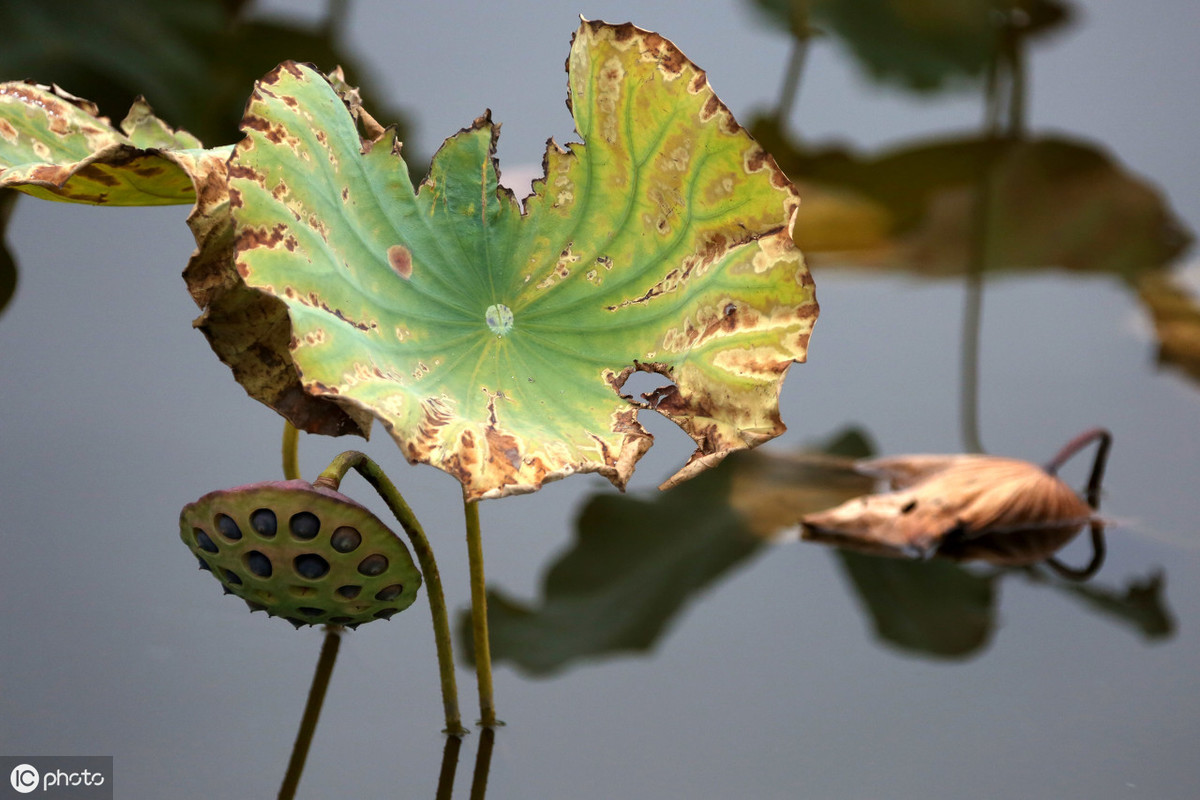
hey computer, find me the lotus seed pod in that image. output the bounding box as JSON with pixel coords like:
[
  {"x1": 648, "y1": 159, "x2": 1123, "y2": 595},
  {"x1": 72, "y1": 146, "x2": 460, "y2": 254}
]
[{"x1": 180, "y1": 479, "x2": 422, "y2": 628}]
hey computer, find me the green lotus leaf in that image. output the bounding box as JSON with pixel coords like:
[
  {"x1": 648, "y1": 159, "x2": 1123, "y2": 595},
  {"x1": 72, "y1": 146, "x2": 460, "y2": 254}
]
[
  {"x1": 0, "y1": 80, "x2": 228, "y2": 205},
  {"x1": 229, "y1": 20, "x2": 818, "y2": 500}
]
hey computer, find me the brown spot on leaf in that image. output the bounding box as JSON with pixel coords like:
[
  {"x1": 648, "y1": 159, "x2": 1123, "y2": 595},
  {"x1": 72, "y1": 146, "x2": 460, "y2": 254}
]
[
  {"x1": 387, "y1": 244, "x2": 413, "y2": 279},
  {"x1": 238, "y1": 222, "x2": 290, "y2": 252}
]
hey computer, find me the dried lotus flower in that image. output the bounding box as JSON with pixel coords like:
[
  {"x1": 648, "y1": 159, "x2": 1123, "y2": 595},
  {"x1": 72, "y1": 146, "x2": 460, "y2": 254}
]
[{"x1": 801, "y1": 429, "x2": 1111, "y2": 577}]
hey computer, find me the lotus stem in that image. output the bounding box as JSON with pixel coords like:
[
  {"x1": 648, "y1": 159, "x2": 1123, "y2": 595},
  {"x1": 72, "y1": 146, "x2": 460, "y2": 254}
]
[
  {"x1": 464, "y1": 496, "x2": 499, "y2": 727},
  {"x1": 316, "y1": 451, "x2": 467, "y2": 736},
  {"x1": 1043, "y1": 427, "x2": 1112, "y2": 509},
  {"x1": 278, "y1": 626, "x2": 341, "y2": 800},
  {"x1": 1043, "y1": 428, "x2": 1112, "y2": 581},
  {"x1": 282, "y1": 421, "x2": 300, "y2": 481}
]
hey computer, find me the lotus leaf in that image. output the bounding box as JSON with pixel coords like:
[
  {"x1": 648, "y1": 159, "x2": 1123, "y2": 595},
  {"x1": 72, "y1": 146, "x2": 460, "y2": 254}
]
[
  {"x1": 0, "y1": 80, "x2": 227, "y2": 205},
  {"x1": 228, "y1": 20, "x2": 817, "y2": 500}
]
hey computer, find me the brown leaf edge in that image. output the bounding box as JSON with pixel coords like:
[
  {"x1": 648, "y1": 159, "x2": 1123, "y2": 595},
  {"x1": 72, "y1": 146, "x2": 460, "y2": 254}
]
[{"x1": 183, "y1": 68, "x2": 373, "y2": 438}]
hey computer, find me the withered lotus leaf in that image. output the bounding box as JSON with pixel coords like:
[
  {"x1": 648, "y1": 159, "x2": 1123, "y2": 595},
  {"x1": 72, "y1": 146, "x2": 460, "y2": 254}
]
[
  {"x1": 226, "y1": 20, "x2": 816, "y2": 499},
  {"x1": 801, "y1": 454, "x2": 1096, "y2": 565},
  {"x1": 0, "y1": 80, "x2": 364, "y2": 437},
  {"x1": 0, "y1": 80, "x2": 221, "y2": 205}
]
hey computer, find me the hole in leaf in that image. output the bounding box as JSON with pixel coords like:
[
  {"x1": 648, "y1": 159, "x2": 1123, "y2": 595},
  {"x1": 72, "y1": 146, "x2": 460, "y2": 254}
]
[
  {"x1": 290, "y1": 511, "x2": 321, "y2": 540},
  {"x1": 250, "y1": 508, "x2": 277, "y2": 538}
]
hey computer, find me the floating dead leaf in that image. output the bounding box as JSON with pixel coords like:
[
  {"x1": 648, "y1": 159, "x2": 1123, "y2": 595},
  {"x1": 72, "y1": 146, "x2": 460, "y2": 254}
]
[{"x1": 801, "y1": 430, "x2": 1110, "y2": 571}]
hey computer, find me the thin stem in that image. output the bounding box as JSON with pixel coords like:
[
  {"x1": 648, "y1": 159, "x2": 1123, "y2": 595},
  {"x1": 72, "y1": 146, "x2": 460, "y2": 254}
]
[
  {"x1": 282, "y1": 421, "x2": 300, "y2": 480},
  {"x1": 315, "y1": 451, "x2": 467, "y2": 736},
  {"x1": 278, "y1": 627, "x2": 341, "y2": 800},
  {"x1": 775, "y1": 26, "x2": 811, "y2": 130},
  {"x1": 464, "y1": 497, "x2": 498, "y2": 727},
  {"x1": 1043, "y1": 428, "x2": 1112, "y2": 581},
  {"x1": 1043, "y1": 427, "x2": 1112, "y2": 509},
  {"x1": 960, "y1": 266, "x2": 985, "y2": 455}
]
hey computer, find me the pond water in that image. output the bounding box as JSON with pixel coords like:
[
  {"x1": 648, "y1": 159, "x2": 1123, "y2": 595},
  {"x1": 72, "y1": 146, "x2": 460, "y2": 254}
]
[{"x1": 2, "y1": 1, "x2": 1198, "y2": 798}]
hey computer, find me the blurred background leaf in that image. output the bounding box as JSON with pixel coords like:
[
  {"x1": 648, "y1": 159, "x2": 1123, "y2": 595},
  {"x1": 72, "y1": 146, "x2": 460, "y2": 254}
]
[
  {"x1": 0, "y1": 190, "x2": 17, "y2": 315},
  {"x1": 0, "y1": 0, "x2": 416, "y2": 152},
  {"x1": 749, "y1": 0, "x2": 1071, "y2": 92},
  {"x1": 751, "y1": 120, "x2": 1193, "y2": 280},
  {"x1": 466, "y1": 428, "x2": 874, "y2": 676}
]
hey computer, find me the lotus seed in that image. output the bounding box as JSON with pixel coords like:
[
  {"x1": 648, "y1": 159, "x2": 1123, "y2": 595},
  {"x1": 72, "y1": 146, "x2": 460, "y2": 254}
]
[
  {"x1": 329, "y1": 616, "x2": 355, "y2": 624},
  {"x1": 193, "y1": 528, "x2": 219, "y2": 553},
  {"x1": 290, "y1": 511, "x2": 321, "y2": 540},
  {"x1": 374, "y1": 584, "x2": 404, "y2": 601},
  {"x1": 222, "y1": 569, "x2": 242, "y2": 585},
  {"x1": 294, "y1": 553, "x2": 330, "y2": 579},
  {"x1": 250, "y1": 508, "x2": 277, "y2": 537},
  {"x1": 357, "y1": 554, "x2": 389, "y2": 576},
  {"x1": 244, "y1": 550, "x2": 273, "y2": 578},
  {"x1": 330, "y1": 526, "x2": 362, "y2": 553},
  {"x1": 373, "y1": 608, "x2": 398, "y2": 620},
  {"x1": 298, "y1": 607, "x2": 325, "y2": 618},
  {"x1": 335, "y1": 585, "x2": 361, "y2": 599},
  {"x1": 215, "y1": 513, "x2": 242, "y2": 540}
]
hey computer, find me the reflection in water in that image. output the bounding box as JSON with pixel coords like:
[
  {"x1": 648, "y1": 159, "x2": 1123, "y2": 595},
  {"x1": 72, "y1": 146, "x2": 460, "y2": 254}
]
[
  {"x1": 435, "y1": 727, "x2": 495, "y2": 800},
  {"x1": 836, "y1": 552, "x2": 1173, "y2": 660},
  {"x1": 277, "y1": 627, "x2": 497, "y2": 799},
  {"x1": 279, "y1": 628, "x2": 341, "y2": 800},
  {"x1": 473, "y1": 430, "x2": 1172, "y2": 674}
]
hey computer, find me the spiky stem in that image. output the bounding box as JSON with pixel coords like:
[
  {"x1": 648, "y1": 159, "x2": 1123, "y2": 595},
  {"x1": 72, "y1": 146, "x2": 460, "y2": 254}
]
[
  {"x1": 464, "y1": 496, "x2": 499, "y2": 727},
  {"x1": 316, "y1": 451, "x2": 467, "y2": 736},
  {"x1": 278, "y1": 627, "x2": 341, "y2": 800}
]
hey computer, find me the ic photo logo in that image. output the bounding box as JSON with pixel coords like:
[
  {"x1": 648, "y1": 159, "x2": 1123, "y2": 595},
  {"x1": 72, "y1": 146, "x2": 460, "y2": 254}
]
[
  {"x1": 4, "y1": 758, "x2": 111, "y2": 798},
  {"x1": 9, "y1": 765, "x2": 37, "y2": 794}
]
